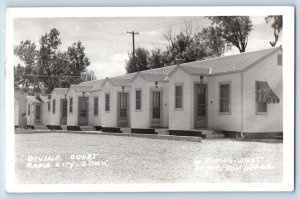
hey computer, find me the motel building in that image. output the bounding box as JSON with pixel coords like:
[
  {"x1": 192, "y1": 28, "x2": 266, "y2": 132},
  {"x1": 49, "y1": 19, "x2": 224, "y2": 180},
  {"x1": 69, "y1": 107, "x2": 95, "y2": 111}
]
[
  {"x1": 25, "y1": 95, "x2": 49, "y2": 129},
  {"x1": 23, "y1": 47, "x2": 283, "y2": 139}
]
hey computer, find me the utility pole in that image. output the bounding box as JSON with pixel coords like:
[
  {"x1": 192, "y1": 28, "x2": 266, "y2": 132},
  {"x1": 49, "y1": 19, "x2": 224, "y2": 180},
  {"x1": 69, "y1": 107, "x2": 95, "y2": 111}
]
[{"x1": 127, "y1": 31, "x2": 139, "y2": 70}]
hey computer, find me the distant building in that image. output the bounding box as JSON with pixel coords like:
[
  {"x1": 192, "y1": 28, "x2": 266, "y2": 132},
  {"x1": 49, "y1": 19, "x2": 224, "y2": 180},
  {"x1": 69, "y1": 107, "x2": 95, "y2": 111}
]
[{"x1": 14, "y1": 87, "x2": 27, "y2": 128}]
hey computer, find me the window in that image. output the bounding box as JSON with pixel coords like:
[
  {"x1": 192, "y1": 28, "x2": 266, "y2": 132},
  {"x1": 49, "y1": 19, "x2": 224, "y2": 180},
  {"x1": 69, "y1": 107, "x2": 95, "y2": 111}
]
[
  {"x1": 48, "y1": 101, "x2": 50, "y2": 112},
  {"x1": 175, "y1": 84, "x2": 183, "y2": 109},
  {"x1": 257, "y1": 102, "x2": 267, "y2": 113},
  {"x1": 94, "y1": 97, "x2": 99, "y2": 115},
  {"x1": 219, "y1": 83, "x2": 231, "y2": 114},
  {"x1": 256, "y1": 82, "x2": 268, "y2": 114},
  {"x1": 27, "y1": 104, "x2": 30, "y2": 115},
  {"x1": 52, "y1": 99, "x2": 56, "y2": 113},
  {"x1": 105, "y1": 93, "x2": 110, "y2": 112},
  {"x1": 69, "y1": 97, "x2": 73, "y2": 113},
  {"x1": 277, "y1": 54, "x2": 282, "y2": 65},
  {"x1": 135, "y1": 90, "x2": 141, "y2": 110}
]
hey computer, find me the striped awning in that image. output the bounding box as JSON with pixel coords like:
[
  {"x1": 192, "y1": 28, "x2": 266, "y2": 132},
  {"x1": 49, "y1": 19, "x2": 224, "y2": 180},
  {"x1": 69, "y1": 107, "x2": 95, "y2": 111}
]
[{"x1": 256, "y1": 81, "x2": 280, "y2": 104}]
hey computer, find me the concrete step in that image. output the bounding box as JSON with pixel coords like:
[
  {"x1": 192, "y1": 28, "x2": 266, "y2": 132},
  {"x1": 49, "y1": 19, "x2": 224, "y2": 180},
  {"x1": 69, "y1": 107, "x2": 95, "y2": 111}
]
[
  {"x1": 156, "y1": 128, "x2": 169, "y2": 135},
  {"x1": 61, "y1": 125, "x2": 67, "y2": 130},
  {"x1": 194, "y1": 129, "x2": 225, "y2": 139},
  {"x1": 204, "y1": 133, "x2": 225, "y2": 138},
  {"x1": 34, "y1": 125, "x2": 48, "y2": 130},
  {"x1": 80, "y1": 126, "x2": 96, "y2": 131},
  {"x1": 120, "y1": 128, "x2": 131, "y2": 134}
]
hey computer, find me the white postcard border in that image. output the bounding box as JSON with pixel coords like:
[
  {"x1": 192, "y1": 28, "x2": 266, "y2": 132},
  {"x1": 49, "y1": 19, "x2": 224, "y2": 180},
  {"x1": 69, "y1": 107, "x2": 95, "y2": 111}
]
[{"x1": 5, "y1": 6, "x2": 295, "y2": 192}]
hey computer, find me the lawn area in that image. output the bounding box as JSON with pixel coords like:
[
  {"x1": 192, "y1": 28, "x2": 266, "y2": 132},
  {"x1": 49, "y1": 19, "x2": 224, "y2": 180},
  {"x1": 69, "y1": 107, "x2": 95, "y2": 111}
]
[{"x1": 15, "y1": 132, "x2": 282, "y2": 184}]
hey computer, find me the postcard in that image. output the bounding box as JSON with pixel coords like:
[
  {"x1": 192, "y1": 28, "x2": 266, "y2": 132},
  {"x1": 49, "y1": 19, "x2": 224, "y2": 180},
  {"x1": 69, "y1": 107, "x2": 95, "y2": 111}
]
[{"x1": 5, "y1": 6, "x2": 295, "y2": 192}]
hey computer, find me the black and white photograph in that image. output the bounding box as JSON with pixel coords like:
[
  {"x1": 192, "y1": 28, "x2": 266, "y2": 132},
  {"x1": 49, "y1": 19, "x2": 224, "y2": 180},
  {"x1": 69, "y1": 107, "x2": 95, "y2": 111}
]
[{"x1": 5, "y1": 7, "x2": 294, "y2": 192}]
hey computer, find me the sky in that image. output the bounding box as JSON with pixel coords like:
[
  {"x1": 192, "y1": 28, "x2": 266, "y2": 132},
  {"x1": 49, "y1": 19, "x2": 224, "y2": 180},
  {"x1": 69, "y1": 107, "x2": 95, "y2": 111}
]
[{"x1": 13, "y1": 16, "x2": 282, "y2": 80}]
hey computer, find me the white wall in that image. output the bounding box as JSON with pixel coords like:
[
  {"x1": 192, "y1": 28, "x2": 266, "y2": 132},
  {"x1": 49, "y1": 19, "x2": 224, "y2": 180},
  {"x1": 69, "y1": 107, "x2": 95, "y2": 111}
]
[
  {"x1": 26, "y1": 102, "x2": 32, "y2": 125},
  {"x1": 14, "y1": 89, "x2": 27, "y2": 126},
  {"x1": 169, "y1": 68, "x2": 242, "y2": 131},
  {"x1": 90, "y1": 91, "x2": 102, "y2": 126},
  {"x1": 26, "y1": 102, "x2": 47, "y2": 126},
  {"x1": 66, "y1": 88, "x2": 79, "y2": 126},
  {"x1": 243, "y1": 51, "x2": 283, "y2": 133},
  {"x1": 206, "y1": 73, "x2": 242, "y2": 132},
  {"x1": 169, "y1": 69, "x2": 194, "y2": 130},
  {"x1": 130, "y1": 76, "x2": 150, "y2": 128},
  {"x1": 101, "y1": 82, "x2": 131, "y2": 128},
  {"x1": 42, "y1": 102, "x2": 49, "y2": 125},
  {"x1": 162, "y1": 82, "x2": 169, "y2": 128},
  {"x1": 130, "y1": 76, "x2": 169, "y2": 129},
  {"x1": 49, "y1": 94, "x2": 60, "y2": 125},
  {"x1": 88, "y1": 93, "x2": 94, "y2": 126},
  {"x1": 49, "y1": 92, "x2": 67, "y2": 126},
  {"x1": 66, "y1": 90, "x2": 92, "y2": 126}
]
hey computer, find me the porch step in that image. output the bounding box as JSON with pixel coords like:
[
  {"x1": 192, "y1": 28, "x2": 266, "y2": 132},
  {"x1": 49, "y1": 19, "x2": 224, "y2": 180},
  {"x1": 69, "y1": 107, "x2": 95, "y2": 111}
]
[
  {"x1": 80, "y1": 126, "x2": 96, "y2": 131},
  {"x1": 34, "y1": 125, "x2": 48, "y2": 130},
  {"x1": 198, "y1": 129, "x2": 225, "y2": 138},
  {"x1": 61, "y1": 125, "x2": 67, "y2": 130},
  {"x1": 156, "y1": 128, "x2": 169, "y2": 135},
  {"x1": 120, "y1": 128, "x2": 131, "y2": 134}
]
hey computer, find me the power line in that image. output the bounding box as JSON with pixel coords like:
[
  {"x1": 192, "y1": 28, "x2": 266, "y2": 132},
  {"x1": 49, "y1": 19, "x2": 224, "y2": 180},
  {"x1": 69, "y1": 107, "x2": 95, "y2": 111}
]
[
  {"x1": 127, "y1": 31, "x2": 139, "y2": 56},
  {"x1": 18, "y1": 74, "x2": 83, "y2": 78},
  {"x1": 127, "y1": 30, "x2": 139, "y2": 71}
]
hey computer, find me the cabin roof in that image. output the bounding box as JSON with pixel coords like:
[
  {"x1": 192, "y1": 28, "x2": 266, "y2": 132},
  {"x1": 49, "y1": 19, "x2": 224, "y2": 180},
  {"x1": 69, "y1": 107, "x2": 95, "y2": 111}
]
[
  {"x1": 78, "y1": 79, "x2": 105, "y2": 87},
  {"x1": 65, "y1": 47, "x2": 282, "y2": 91},
  {"x1": 69, "y1": 84, "x2": 95, "y2": 92},
  {"x1": 176, "y1": 46, "x2": 281, "y2": 76},
  {"x1": 26, "y1": 95, "x2": 47, "y2": 103},
  {"x1": 52, "y1": 88, "x2": 68, "y2": 95}
]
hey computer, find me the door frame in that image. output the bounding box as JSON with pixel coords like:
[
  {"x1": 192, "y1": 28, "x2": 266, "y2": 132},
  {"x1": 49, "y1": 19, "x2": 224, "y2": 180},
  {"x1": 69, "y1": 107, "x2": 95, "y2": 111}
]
[
  {"x1": 35, "y1": 103, "x2": 42, "y2": 123},
  {"x1": 150, "y1": 87, "x2": 163, "y2": 128},
  {"x1": 60, "y1": 99, "x2": 68, "y2": 125},
  {"x1": 78, "y1": 96, "x2": 89, "y2": 126},
  {"x1": 117, "y1": 92, "x2": 130, "y2": 127},
  {"x1": 194, "y1": 83, "x2": 208, "y2": 129}
]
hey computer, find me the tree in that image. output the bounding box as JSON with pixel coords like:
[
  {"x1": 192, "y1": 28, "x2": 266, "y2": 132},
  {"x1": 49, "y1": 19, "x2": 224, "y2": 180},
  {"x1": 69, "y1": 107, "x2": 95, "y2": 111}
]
[
  {"x1": 14, "y1": 28, "x2": 91, "y2": 94},
  {"x1": 81, "y1": 70, "x2": 97, "y2": 82},
  {"x1": 67, "y1": 41, "x2": 91, "y2": 78},
  {"x1": 200, "y1": 26, "x2": 230, "y2": 57},
  {"x1": 125, "y1": 47, "x2": 150, "y2": 73},
  {"x1": 148, "y1": 48, "x2": 166, "y2": 69},
  {"x1": 265, "y1": 15, "x2": 283, "y2": 47},
  {"x1": 14, "y1": 40, "x2": 41, "y2": 93},
  {"x1": 162, "y1": 27, "x2": 227, "y2": 65},
  {"x1": 207, "y1": 16, "x2": 253, "y2": 53}
]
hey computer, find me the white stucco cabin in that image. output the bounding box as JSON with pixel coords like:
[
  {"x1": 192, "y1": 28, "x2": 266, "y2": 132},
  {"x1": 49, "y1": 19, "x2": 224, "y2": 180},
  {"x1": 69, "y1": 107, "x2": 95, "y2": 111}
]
[
  {"x1": 168, "y1": 47, "x2": 282, "y2": 138},
  {"x1": 85, "y1": 80, "x2": 105, "y2": 130},
  {"x1": 66, "y1": 84, "x2": 95, "y2": 131},
  {"x1": 26, "y1": 95, "x2": 48, "y2": 128},
  {"x1": 130, "y1": 66, "x2": 175, "y2": 133},
  {"x1": 47, "y1": 88, "x2": 68, "y2": 130},
  {"x1": 100, "y1": 74, "x2": 136, "y2": 132},
  {"x1": 42, "y1": 47, "x2": 283, "y2": 139}
]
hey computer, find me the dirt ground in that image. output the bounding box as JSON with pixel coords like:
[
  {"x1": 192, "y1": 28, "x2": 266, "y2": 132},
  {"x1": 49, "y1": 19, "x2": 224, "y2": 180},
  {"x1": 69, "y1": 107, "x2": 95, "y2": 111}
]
[{"x1": 15, "y1": 132, "x2": 283, "y2": 184}]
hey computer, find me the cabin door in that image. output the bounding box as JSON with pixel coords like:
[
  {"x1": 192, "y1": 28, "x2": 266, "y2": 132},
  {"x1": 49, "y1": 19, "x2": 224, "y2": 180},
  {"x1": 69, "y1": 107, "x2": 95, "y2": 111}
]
[
  {"x1": 35, "y1": 104, "x2": 42, "y2": 123},
  {"x1": 117, "y1": 92, "x2": 129, "y2": 127},
  {"x1": 78, "y1": 96, "x2": 89, "y2": 126},
  {"x1": 151, "y1": 90, "x2": 162, "y2": 127},
  {"x1": 60, "y1": 99, "x2": 67, "y2": 125},
  {"x1": 194, "y1": 84, "x2": 208, "y2": 128}
]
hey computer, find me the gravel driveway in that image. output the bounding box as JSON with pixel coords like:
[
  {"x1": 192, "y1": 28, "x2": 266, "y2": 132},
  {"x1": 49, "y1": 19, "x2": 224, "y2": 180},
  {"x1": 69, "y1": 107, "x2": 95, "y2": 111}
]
[{"x1": 15, "y1": 132, "x2": 282, "y2": 184}]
